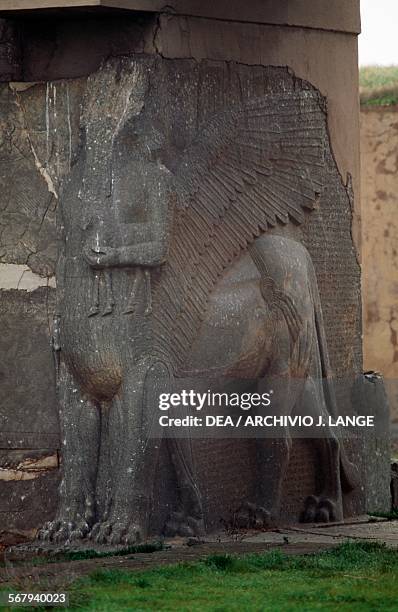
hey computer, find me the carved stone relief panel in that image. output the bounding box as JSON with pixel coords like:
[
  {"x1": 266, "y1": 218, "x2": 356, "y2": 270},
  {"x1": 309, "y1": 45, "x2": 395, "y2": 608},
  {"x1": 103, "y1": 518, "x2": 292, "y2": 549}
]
[{"x1": 1, "y1": 56, "x2": 367, "y2": 542}]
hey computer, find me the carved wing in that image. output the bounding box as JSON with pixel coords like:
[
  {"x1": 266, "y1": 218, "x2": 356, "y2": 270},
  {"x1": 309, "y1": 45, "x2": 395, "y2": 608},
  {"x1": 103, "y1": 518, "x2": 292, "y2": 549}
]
[{"x1": 152, "y1": 90, "x2": 327, "y2": 372}]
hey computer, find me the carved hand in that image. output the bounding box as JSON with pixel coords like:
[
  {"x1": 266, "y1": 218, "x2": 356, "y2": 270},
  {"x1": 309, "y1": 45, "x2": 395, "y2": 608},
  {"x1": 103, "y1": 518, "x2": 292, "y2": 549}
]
[
  {"x1": 84, "y1": 246, "x2": 120, "y2": 269},
  {"x1": 84, "y1": 241, "x2": 167, "y2": 269}
]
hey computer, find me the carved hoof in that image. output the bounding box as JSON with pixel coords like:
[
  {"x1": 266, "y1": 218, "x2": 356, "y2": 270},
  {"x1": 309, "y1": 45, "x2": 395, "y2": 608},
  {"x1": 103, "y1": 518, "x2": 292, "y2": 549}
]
[
  {"x1": 234, "y1": 502, "x2": 271, "y2": 530},
  {"x1": 300, "y1": 495, "x2": 338, "y2": 523},
  {"x1": 88, "y1": 306, "x2": 100, "y2": 317},
  {"x1": 163, "y1": 511, "x2": 205, "y2": 538}
]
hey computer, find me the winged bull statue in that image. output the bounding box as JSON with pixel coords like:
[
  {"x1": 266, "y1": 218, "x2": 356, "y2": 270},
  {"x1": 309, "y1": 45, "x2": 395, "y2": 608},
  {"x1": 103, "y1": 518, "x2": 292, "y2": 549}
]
[{"x1": 38, "y1": 59, "x2": 359, "y2": 545}]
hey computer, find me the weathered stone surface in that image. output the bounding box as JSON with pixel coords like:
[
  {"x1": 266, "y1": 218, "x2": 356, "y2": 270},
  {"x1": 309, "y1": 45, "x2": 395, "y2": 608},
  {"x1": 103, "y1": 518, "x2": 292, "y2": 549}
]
[
  {"x1": 0, "y1": 450, "x2": 59, "y2": 534},
  {"x1": 0, "y1": 263, "x2": 56, "y2": 290},
  {"x1": 352, "y1": 374, "x2": 391, "y2": 514},
  {"x1": 0, "y1": 54, "x2": 370, "y2": 540},
  {"x1": 0, "y1": 288, "x2": 60, "y2": 538},
  {"x1": 26, "y1": 56, "x2": 363, "y2": 547},
  {"x1": 0, "y1": 79, "x2": 83, "y2": 276},
  {"x1": 0, "y1": 8, "x2": 362, "y2": 260},
  {"x1": 0, "y1": 19, "x2": 20, "y2": 81},
  {"x1": 152, "y1": 14, "x2": 362, "y2": 258},
  {"x1": 392, "y1": 463, "x2": 398, "y2": 510},
  {"x1": 0, "y1": 450, "x2": 58, "y2": 481},
  {"x1": 0, "y1": 287, "x2": 58, "y2": 447},
  {"x1": 361, "y1": 107, "x2": 398, "y2": 423},
  {"x1": 0, "y1": 4, "x2": 388, "y2": 543},
  {"x1": 18, "y1": 15, "x2": 155, "y2": 82}
]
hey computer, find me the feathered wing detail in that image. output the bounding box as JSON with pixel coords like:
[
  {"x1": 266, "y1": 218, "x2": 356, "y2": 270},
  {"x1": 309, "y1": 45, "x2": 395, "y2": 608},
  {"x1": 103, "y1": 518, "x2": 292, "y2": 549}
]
[{"x1": 152, "y1": 90, "x2": 327, "y2": 372}]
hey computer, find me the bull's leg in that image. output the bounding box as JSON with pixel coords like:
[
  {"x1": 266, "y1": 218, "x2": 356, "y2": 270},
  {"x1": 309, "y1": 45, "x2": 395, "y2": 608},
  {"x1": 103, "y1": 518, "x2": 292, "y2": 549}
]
[
  {"x1": 38, "y1": 360, "x2": 100, "y2": 542},
  {"x1": 253, "y1": 375, "x2": 296, "y2": 524},
  {"x1": 90, "y1": 358, "x2": 170, "y2": 545},
  {"x1": 163, "y1": 436, "x2": 204, "y2": 537},
  {"x1": 234, "y1": 371, "x2": 299, "y2": 529},
  {"x1": 299, "y1": 376, "x2": 343, "y2": 523},
  {"x1": 238, "y1": 309, "x2": 313, "y2": 528}
]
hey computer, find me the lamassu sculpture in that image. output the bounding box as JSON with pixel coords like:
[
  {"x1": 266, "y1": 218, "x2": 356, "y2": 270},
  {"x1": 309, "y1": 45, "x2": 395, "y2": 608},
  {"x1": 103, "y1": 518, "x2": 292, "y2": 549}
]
[{"x1": 39, "y1": 57, "x2": 358, "y2": 545}]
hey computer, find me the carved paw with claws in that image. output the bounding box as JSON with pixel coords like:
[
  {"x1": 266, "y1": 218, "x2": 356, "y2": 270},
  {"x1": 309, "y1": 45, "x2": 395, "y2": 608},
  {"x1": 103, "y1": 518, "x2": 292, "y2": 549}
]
[
  {"x1": 89, "y1": 519, "x2": 144, "y2": 545},
  {"x1": 163, "y1": 511, "x2": 205, "y2": 538},
  {"x1": 300, "y1": 495, "x2": 339, "y2": 523},
  {"x1": 233, "y1": 502, "x2": 271, "y2": 530},
  {"x1": 37, "y1": 519, "x2": 92, "y2": 543}
]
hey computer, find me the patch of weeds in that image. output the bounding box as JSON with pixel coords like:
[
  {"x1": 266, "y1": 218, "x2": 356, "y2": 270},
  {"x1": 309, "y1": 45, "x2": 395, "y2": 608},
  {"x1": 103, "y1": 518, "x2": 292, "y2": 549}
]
[
  {"x1": 85, "y1": 568, "x2": 134, "y2": 585},
  {"x1": 360, "y1": 65, "x2": 398, "y2": 90},
  {"x1": 134, "y1": 577, "x2": 151, "y2": 588},
  {"x1": 369, "y1": 508, "x2": 398, "y2": 521},
  {"x1": 297, "y1": 540, "x2": 392, "y2": 572},
  {"x1": 205, "y1": 554, "x2": 236, "y2": 571},
  {"x1": 359, "y1": 66, "x2": 398, "y2": 107},
  {"x1": 244, "y1": 549, "x2": 289, "y2": 571},
  {"x1": 362, "y1": 93, "x2": 398, "y2": 107},
  {"x1": 204, "y1": 554, "x2": 251, "y2": 573}
]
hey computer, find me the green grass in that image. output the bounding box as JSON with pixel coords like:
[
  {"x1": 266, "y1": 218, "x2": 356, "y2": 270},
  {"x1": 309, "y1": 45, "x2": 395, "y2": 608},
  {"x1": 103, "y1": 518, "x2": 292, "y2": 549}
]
[
  {"x1": 360, "y1": 65, "x2": 398, "y2": 90},
  {"x1": 369, "y1": 508, "x2": 398, "y2": 521},
  {"x1": 1, "y1": 542, "x2": 398, "y2": 611},
  {"x1": 360, "y1": 65, "x2": 398, "y2": 106}
]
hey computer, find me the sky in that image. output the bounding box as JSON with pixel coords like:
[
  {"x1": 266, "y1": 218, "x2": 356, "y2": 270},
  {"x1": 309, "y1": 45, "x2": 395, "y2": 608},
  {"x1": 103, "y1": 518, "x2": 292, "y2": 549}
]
[{"x1": 359, "y1": 0, "x2": 398, "y2": 65}]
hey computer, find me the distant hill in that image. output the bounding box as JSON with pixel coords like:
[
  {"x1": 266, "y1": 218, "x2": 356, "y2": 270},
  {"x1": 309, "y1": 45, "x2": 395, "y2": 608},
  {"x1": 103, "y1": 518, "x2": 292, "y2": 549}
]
[{"x1": 360, "y1": 65, "x2": 398, "y2": 107}]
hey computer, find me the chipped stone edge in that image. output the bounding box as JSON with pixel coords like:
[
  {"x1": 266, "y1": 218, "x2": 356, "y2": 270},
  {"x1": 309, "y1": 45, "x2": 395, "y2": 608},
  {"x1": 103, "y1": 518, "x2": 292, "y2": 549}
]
[
  {"x1": 0, "y1": 263, "x2": 56, "y2": 291},
  {"x1": 0, "y1": 453, "x2": 59, "y2": 481}
]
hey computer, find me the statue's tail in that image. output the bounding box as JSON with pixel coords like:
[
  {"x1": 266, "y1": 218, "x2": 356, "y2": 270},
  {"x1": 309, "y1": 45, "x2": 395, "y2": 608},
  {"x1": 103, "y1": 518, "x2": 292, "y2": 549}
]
[{"x1": 309, "y1": 261, "x2": 360, "y2": 493}]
